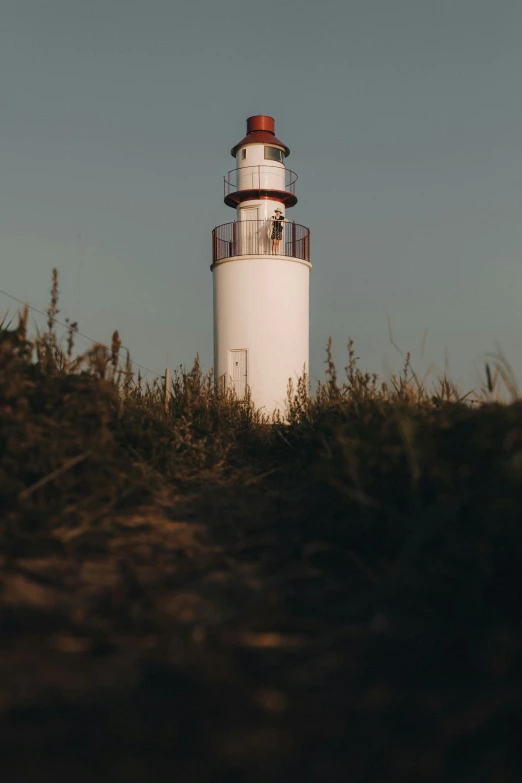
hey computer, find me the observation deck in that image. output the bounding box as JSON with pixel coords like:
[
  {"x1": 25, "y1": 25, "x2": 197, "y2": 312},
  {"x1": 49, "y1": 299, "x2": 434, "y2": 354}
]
[
  {"x1": 212, "y1": 220, "x2": 310, "y2": 265},
  {"x1": 224, "y1": 165, "x2": 298, "y2": 209}
]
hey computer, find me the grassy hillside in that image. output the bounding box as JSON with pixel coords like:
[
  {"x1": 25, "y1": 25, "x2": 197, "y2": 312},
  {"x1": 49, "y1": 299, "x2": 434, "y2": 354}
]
[{"x1": 1, "y1": 274, "x2": 521, "y2": 782}]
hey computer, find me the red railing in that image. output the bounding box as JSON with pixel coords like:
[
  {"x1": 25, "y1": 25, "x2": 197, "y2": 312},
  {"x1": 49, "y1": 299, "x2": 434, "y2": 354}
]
[
  {"x1": 224, "y1": 165, "x2": 298, "y2": 203},
  {"x1": 212, "y1": 220, "x2": 310, "y2": 264}
]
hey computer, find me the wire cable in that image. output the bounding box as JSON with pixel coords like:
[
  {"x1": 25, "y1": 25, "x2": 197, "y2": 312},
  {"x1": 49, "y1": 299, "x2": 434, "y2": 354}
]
[{"x1": 0, "y1": 286, "x2": 162, "y2": 379}]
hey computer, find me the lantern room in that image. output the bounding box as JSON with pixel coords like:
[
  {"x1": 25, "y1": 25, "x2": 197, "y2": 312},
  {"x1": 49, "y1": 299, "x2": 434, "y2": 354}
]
[{"x1": 224, "y1": 115, "x2": 298, "y2": 209}]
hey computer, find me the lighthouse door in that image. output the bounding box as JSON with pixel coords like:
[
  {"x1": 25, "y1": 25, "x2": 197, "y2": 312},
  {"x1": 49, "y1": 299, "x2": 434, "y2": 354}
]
[
  {"x1": 239, "y1": 206, "x2": 259, "y2": 255},
  {"x1": 229, "y1": 349, "x2": 248, "y2": 398}
]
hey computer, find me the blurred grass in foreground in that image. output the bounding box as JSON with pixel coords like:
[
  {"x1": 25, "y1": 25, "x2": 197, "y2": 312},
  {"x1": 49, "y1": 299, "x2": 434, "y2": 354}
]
[{"x1": 0, "y1": 271, "x2": 521, "y2": 783}]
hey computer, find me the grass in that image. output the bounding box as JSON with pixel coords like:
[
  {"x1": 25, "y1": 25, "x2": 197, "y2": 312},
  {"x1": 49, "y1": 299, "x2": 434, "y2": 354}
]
[{"x1": 0, "y1": 270, "x2": 521, "y2": 782}]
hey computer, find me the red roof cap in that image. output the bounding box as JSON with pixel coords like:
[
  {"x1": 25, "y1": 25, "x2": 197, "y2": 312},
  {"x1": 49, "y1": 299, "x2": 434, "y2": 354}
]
[
  {"x1": 247, "y1": 115, "x2": 275, "y2": 133},
  {"x1": 231, "y1": 115, "x2": 290, "y2": 158}
]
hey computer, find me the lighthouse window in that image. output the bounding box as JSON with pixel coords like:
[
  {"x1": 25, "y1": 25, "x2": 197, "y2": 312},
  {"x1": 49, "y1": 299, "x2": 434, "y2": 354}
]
[
  {"x1": 241, "y1": 149, "x2": 247, "y2": 160},
  {"x1": 264, "y1": 146, "x2": 284, "y2": 163}
]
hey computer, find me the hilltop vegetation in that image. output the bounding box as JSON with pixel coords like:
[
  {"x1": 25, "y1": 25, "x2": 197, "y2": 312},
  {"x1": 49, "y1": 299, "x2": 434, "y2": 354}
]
[{"x1": 1, "y1": 272, "x2": 521, "y2": 782}]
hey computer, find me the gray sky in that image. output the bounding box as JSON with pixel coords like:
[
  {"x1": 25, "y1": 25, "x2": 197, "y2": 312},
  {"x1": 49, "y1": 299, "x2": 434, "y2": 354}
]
[{"x1": 1, "y1": 0, "x2": 521, "y2": 394}]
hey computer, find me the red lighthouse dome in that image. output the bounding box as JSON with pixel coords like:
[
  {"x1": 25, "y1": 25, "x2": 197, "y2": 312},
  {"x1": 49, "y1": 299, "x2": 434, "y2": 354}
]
[{"x1": 231, "y1": 115, "x2": 291, "y2": 158}]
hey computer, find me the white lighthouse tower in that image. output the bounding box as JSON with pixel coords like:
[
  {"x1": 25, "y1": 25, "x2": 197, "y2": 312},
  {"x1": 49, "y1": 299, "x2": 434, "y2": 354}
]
[{"x1": 212, "y1": 115, "x2": 311, "y2": 414}]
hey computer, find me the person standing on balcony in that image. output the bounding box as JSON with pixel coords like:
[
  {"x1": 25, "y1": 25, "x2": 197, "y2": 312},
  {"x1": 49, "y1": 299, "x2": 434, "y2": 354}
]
[{"x1": 270, "y1": 208, "x2": 288, "y2": 255}]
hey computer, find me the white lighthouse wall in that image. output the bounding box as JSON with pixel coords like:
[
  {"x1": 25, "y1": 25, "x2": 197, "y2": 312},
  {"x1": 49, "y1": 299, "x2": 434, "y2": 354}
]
[
  {"x1": 213, "y1": 255, "x2": 310, "y2": 414},
  {"x1": 237, "y1": 143, "x2": 285, "y2": 169},
  {"x1": 236, "y1": 143, "x2": 286, "y2": 198},
  {"x1": 236, "y1": 198, "x2": 285, "y2": 220},
  {"x1": 238, "y1": 199, "x2": 285, "y2": 221}
]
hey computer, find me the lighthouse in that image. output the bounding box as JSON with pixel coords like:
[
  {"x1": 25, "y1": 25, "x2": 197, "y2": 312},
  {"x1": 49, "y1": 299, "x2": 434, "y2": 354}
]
[{"x1": 211, "y1": 116, "x2": 311, "y2": 414}]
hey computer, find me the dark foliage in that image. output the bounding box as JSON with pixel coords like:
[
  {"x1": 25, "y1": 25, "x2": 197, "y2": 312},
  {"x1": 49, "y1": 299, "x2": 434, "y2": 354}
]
[{"x1": 1, "y1": 275, "x2": 521, "y2": 782}]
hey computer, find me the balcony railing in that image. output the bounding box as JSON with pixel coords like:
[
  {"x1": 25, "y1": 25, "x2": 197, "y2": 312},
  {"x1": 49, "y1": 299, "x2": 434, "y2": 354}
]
[
  {"x1": 212, "y1": 220, "x2": 310, "y2": 264},
  {"x1": 224, "y1": 165, "x2": 298, "y2": 207}
]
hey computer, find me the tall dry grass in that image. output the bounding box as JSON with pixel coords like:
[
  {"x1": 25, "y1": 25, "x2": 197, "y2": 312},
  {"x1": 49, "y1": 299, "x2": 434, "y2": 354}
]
[{"x1": 1, "y1": 270, "x2": 522, "y2": 782}]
